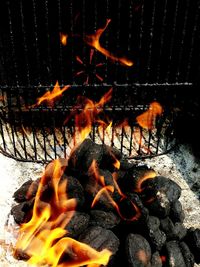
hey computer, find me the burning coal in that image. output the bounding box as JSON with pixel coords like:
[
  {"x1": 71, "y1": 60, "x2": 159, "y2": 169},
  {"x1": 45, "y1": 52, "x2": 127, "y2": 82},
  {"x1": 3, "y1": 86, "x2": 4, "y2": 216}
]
[{"x1": 11, "y1": 137, "x2": 200, "y2": 267}]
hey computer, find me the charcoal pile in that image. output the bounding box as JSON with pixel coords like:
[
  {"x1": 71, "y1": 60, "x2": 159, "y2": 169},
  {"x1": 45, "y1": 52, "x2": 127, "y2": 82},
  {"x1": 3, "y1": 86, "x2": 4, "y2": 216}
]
[{"x1": 11, "y1": 139, "x2": 200, "y2": 267}]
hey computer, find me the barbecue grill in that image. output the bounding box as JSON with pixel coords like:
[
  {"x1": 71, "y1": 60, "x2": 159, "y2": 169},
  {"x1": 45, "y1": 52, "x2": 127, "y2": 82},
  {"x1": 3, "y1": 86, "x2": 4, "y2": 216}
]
[{"x1": 0, "y1": 0, "x2": 199, "y2": 163}]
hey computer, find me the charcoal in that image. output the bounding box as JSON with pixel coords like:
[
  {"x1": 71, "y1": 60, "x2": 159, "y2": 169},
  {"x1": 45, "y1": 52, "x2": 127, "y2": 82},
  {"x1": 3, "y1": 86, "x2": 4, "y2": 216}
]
[
  {"x1": 174, "y1": 222, "x2": 187, "y2": 240},
  {"x1": 119, "y1": 159, "x2": 136, "y2": 171},
  {"x1": 151, "y1": 251, "x2": 162, "y2": 267},
  {"x1": 11, "y1": 199, "x2": 34, "y2": 224},
  {"x1": 89, "y1": 210, "x2": 120, "y2": 229},
  {"x1": 160, "y1": 217, "x2": 175, "y2": 240},
  {"x1": 147, "y1": 216, "x2": 160, "y2": 231},
  {"x1": 147, "y1": 216, "x2": 166, "y2": 251},
  {"x1": 144, "y1": 176, "x2": 181, "y2": 203},
  {"x1": 180, "y1": 242, "x2": 195, "y2": 267},
  {"x1": 143, "y1": 176, "x2": 181, "y2": 218},
  {"x1": 68, "y1": 139, "x2": 103, "y2": 173},
  {"x1": 101, "y1": 144, "x2": 122, "y2": 171},
  {"x1": 127, "y1": 193, "x2": 149, "y2": 223},
  {"x1": 13, "y1": 179, "x2": 39, "y2": 203},
  {"x1": 65, "y1": 211, "x2": 90, "y2": 238},
  {"x1": 170, "y1": 200, "x2": 185, "y2": 223},
  {"x1": 118, "y1": 165, "x2": 156, "y2": 193},
  {"x1": 184, "y1": 228, "x2": 200, "y2": 263},
  {"x1": 61, "y1": 175, "x2": 85, "y2": 208},
  {"x1": 78, "y1": 226, "x2": 120, "y2": 256},
  {"x1": 165, "y1": 241, "x2": 186, "y2": 267},
  {"x1": 126, "y1": 234, "x2": 151, "y2": 267},
  {"x1": 85, "y1": 168, "x2": 121, "y2": 210},
  {"x1": 116, "y1": 196, "x2": 142, "y2": 222}
]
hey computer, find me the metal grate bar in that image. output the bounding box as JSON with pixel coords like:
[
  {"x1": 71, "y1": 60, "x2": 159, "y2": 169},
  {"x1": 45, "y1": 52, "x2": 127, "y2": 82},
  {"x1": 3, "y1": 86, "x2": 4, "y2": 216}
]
[
  {"x1": 6, "y1": 0, "x2": 19, "y2": 86},
  {"x1": 32, "y1": 0, "x2": 41, "y2": 84},
  {"x1": 166, "y1": 0, "x2": 180, "y2": 82}
]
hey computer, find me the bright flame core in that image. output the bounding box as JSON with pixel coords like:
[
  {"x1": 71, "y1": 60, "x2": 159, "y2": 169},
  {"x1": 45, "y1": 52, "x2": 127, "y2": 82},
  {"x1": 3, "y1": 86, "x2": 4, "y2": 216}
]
[{"x1": 15, "y1": 159, "x2": 112, "y2": 267}]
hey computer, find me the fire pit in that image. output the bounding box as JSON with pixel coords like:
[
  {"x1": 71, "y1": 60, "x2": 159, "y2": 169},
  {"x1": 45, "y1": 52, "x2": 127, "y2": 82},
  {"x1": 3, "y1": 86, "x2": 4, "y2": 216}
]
[{"x1": 0, "y1": 0, "x2": 200, "y2": 266}]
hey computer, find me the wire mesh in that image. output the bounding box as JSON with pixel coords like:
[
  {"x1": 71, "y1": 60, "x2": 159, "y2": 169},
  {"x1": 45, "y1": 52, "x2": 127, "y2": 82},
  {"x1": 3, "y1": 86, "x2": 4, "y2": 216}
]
[{"x1": 0, "y1": 0, "x2": 199, "y2": 162}]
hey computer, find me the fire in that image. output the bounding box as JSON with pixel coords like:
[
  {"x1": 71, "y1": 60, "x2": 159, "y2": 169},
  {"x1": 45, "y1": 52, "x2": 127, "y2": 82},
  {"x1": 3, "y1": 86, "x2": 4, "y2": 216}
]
[
  {"x1": 15, "y1": 159, "x2": 111, "y2": 266},
  {"x1": 134, "y1": 170, "x2": 156, "y2": 193},
  {"x1": 136, "y1": 102, "x2": 163, "y2": 130},
  {"x1": 90, "y1": 161, "x2": 141, "y2": 222},
  {"x1": 33, "y1": 81, "x2": 70, "y2": 107},
  {"x1": 84, "y1": 19, "x2": 134, "y2": 67},
  {"x1": 60, "y1": 33, "x2": 68, "y2": 46},
  {"x1": 65, "y1": 88, "x2": 113, "y2": 145}
]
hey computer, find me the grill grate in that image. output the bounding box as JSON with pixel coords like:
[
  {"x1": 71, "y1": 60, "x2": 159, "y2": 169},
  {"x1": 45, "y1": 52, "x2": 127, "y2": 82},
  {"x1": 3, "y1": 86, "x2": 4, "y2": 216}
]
[{"x1": 0, "y1": 0, "x2": 199, "y2": 162}]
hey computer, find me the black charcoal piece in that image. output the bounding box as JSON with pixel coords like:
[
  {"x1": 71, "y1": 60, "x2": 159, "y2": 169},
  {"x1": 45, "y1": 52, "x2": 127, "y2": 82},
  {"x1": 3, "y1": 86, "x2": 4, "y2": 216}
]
[
  {"x1": 170, "y1": 200, "x2": 185, "y2": 223},
  {"x1": 165, "y1": 241, "x2": 186, "y2": 267},
  {"x1": 151, "y1": 251, "x2": 162, "y2": 267},
  {"x1": 118, "y1": 165, "x2": 156, "y2": 193},
  {"x1": 144, "y1": 176, "x2": 181, "y2": 203},
  {"x1": 11, "y1": 199, "x2": 34, "y2": 224},
  {"x1": 147, "y1": 216, "x2": 160, "y2": 231},
  {"x1": 126, "y1": 234, "x2": 151, "y2": 267},
  {"x1": 174, "y1": 222, "x2": 187, "y2": 240},
  {"x1": 65, "y1": 211, "x2": 90, "y2": 238},
  {"x1": 119, "y1": 159, "x2": 136, "y2": 171},
  {"x1": 147, "y1": 216, "x2": 166, "y2": 251},
  {"x1": 160, "y1": 217, "x2": 175, "y2": 240},
  {"x1": 180, "y1": 242, "x2": 195, "y2": 267},
  {"x1": 127, "y1": 193, "x2": 149, "y2": 223},
  {"x1": 13, "y1": 179, "x2": 39, "y2": 203},
  {"x1": 184, "y1": 228, "x2": 200, "y2": 263},
  {"x1": 68, "y1": 139, "x2": 103, "y2": 173},
  {"x1": 146, "y1": 193, "x2": 170, "y2": 218},
  {"x1": 89, "y1": 210, "x2": 120, "y2": 229},
  {"x1": 143, "y1": 176, "x2": 181, "y2": 218},
  {"x1": 78, "y1": 226, "x2": 120, "y2": 256},
  {"x1": 61, "y1": 175, "x2": 85, "y2": 208},
  {"x1": 101, "y1": 144, "x2": 122, "y2": 171}
]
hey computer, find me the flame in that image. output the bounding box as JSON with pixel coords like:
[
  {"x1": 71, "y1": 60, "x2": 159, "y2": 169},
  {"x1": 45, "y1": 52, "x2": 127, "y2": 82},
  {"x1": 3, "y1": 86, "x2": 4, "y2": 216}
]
[
  {"x1": 33, "y1": 81, "x2": 70, "y2": 107},
  {"x1": 134, "y1": 170, "x2": 156, "y2": 193},
  {"x1": 136, "y1": 102, "x2": 163, "y2": 130},
  {"x1": 65, "y1": 88, "x2": 112, "y2": 145},
  {"x1": 84, "y1": 19, "x2": 133, "y2": 67},
  {"x1": 90, "y1": 161, "x2": 141, "y2": 222},
  {"x1": 60, "y1": 33, "x2": 68, "y2": 46},
  {"x1": 15, "y1": 159, "x2": 111, "y2": 266}
]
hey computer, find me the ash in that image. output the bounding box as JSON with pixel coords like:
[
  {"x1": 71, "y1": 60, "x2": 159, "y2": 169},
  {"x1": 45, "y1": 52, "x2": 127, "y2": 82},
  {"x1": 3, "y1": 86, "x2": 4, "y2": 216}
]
[{"x1": 0, "y1": 143, "x2": 200, "y2": 267}]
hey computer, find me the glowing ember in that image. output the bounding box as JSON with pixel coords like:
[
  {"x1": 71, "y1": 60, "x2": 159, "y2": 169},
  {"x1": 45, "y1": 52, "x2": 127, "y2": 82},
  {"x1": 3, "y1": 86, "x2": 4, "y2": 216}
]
[
  {"x1": 15, "y1": 159, "x2": 112, "y2": 266},
  {"x1": 84, "y1": 19, "x2": 134, "y2": 67},
  {"x1": 136, "y1": 102, "x2": 163, "y2": 130},
  {"x1": 32, "y1": 81, "x2": 70, "y2": 108},
  {"x1": 60, "y1": 33, "x2": 68, "y2": 46}
]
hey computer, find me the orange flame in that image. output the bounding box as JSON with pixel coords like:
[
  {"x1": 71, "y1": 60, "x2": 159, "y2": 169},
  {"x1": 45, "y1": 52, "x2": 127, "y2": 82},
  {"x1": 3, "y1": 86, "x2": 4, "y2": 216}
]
[
  {"x1": 84, "y1": 19, "x2": 134, "y2": 67},
  {"x1": 134, "y1": 170, "x2": 156, "y2": 193},
  {"x1": 60, "y1": 33, "x2": 68, "y2": 46},
  {"x1": 15, "y1": 159, "x2": 111, "y2": 266},
  {"x1": 33, "y1": 81, "x2": 70, "y2": 107},
  {"x1": 90, "y1": 161, "x2": 141, "y2": 222},
  {"x1": 136, "y1": 102, "x2": 163, "y2": 130},
  {"x1": 65, "y1": 88, "x2": 112, "y2": 145}
]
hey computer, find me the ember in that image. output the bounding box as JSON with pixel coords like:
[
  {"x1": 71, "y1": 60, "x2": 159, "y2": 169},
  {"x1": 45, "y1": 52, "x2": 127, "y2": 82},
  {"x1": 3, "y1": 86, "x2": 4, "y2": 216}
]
[{"x1": 12, "y1": 139, "x2": 200, "y2": 267}]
